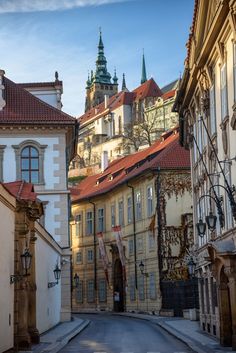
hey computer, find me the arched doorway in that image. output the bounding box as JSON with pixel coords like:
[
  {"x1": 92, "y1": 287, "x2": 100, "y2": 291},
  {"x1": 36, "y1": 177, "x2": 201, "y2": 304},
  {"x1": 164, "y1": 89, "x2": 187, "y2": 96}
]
[
  {"x1": 113, "y1": 259, "x2": 125, "y2": 312},
  {"x1": 219, "y1": 266, "x2": 232, "y2": 347}
]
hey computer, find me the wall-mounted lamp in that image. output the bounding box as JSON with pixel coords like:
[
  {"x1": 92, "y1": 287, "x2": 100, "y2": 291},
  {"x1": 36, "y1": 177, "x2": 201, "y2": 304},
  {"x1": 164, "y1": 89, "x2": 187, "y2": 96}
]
[
  {"x1": 48, "y1": 264, "x2": 61, "y2": 288},
  {"x1": 10, "y1": 248, "x2": 32, "y2": 284},
  {"x1": 73, "y1": 273, "x2": 80, "y2": 288},
  {"x1": 139, "y1": 260, "x2": 149, "y2": 277},
  {"x1": 187, "y1": 256, "x2": 196, "y2": 278}
]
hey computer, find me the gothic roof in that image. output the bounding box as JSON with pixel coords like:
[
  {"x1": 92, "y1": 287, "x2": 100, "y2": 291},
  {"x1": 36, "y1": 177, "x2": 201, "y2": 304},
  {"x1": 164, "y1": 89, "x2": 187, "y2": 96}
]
[
  {"x1": 79, "y1": 78, "x2": 162, "y2": 127},
  {"x1": 70, "y1": 128, "x2": 190, "y2": 202},
  {"x1": 0, "y1": 76, "x2": 75, "y2": 125},
  {"x1": 161, "y1": 79, "x2": 179, "y2": 94}
]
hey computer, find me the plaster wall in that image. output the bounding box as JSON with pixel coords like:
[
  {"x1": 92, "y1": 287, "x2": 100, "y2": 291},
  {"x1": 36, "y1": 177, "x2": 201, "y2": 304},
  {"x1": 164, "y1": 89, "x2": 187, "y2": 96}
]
[
  {"x1": 0, "y1": 188, "x2": 15, "y2": 353},
  {"x1": 166, "y1": 191, "x2": 192, "y2": 226},
  {"x1": 35, "y1": 234, "x2": 61, "y2": 334}
]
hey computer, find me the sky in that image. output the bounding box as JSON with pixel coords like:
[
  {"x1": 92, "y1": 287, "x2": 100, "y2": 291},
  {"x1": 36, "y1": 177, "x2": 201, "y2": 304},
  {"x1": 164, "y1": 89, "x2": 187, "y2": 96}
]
[{"x1": 0, "y1": 0, "x2": 194, "y2": 116}]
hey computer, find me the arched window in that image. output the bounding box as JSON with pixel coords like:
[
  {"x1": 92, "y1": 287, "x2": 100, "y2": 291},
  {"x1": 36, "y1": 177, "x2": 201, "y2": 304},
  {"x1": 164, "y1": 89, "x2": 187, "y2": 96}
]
[{"x1": 21, "y1": 146, "x2": 39, "y2": 183}]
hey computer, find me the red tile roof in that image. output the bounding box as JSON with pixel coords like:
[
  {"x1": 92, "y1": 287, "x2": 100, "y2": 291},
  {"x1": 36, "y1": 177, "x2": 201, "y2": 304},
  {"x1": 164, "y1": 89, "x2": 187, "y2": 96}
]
[
  {"x1": 79, "y1": 78, "x2": 162, "y2": 127},
  {"x1": 70, "y1": 129, "x2": 190, "y2": 202},
  {"x1": 133, "y1": 78, "x2": 162, "y2": 101},
  {"x1": 161, "y1": 89, "x2": 176, "y2": 101},
  {"x1": 3, "y1": 180, "x2": 38, "y2": 202},
  {"x1": 0, "y1": 76, "x2": 75, "y2": 125}
]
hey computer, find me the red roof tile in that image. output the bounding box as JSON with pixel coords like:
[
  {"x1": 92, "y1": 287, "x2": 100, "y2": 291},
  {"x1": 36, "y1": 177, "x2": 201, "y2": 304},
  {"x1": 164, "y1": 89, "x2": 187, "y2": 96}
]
[
  {"x1": 0, "y1": 76, "x2": 75, "y2": 125},
  {"x1": 79, "y1": 78, "x2": 162, "y2": 127},
  {"x1": 3, "y1": 180, "x2": 38, "y2": 202},
  {"x1": 162, "y1": 89, "x2": 176, "y2": 101},
  {"x1": 70, "y1": 129, "x2": 190, "y2": 202},
  {"x1": 133, "y1": 78, "x2": 162, "y2": 101}
]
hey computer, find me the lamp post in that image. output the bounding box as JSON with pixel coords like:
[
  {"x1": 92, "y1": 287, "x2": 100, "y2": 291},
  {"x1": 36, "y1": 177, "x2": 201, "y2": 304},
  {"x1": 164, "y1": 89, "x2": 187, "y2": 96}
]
[
  {"x1": 139, "y1": 261, "x2": 149, "y2": 313},
  {"x1": 187, "y1": 256, "x2": 197, "y2": 312},
  {"x1": 10, "y1": 248, "x2": 33, "y2": 284},
  {"x1": 48, "y1": 263, "x2": 61, "y2": 288}
]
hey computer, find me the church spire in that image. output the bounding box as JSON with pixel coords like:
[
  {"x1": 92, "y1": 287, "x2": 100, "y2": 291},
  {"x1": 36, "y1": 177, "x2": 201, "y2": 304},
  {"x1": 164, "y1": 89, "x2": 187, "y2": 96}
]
[
  {"x1": 122, "y1": 73, "x2": 127, "y2": 91},
  {"x1": 141, "y1": 50, "x2": 147, "y2": 84},
  {"x1": 98, "y1": 27, "x2": 104, "y2": 54}
]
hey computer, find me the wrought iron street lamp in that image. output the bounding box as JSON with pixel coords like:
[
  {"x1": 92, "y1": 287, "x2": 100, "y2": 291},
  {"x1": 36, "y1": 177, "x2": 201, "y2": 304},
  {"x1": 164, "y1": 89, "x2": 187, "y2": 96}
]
[
  {"x1": 196, "y1": 218, "x2": 206, "y2": 237},
  {"x1": 139, "y1": 260, "x2": 149, "y2": 277},
  {"x1": 206, "y1": 211, "x2": 217, "y2": 231},
  {"x1": 10, "y1": 248, "x2": 33, "y2": 284},
  {"x1": 48, "y1": 263, "x2": 61, "y2": 288},
  {"x1": 187, "y1": 257, "x2": 196, "y2": 278}
]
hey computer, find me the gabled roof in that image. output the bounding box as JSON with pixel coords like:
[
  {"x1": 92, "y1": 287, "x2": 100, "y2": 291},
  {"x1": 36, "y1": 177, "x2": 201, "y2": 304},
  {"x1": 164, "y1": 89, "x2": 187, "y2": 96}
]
[
  {"x1": 79, "y1": 78, "x2": 162, "y2": 127},
  {"x1": 161, "y1": 79, "x2": 179, "y2": 94},
  {"x1": 70, "y1": 128, "x2": 190, "y2": 202},
  {"x1": 18, "y1": 81, "x2": 62, "y2": 88},
  {"x1": 133, "y1": 78, "x2": 162, "y2": 101},
  {"x1": 162, "y1": 89, "x2": 176, "y2": 101},
  {"x1": 3, "y1": 180, "x2": 37, "y2": 202},
  {"x1": 0, "y1": 76, "x2": 75, "y2": 125}
]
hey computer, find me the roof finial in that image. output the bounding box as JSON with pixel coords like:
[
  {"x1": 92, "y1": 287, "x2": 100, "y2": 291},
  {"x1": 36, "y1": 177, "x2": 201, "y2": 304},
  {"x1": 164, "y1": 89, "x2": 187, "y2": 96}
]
[
  {"x1": 98, "y1": 26, "x2": 104, "y2": 52},
  {"x1": 122, "y1": 73, "x2": 127, "y2": 91},
  {"x1": 55, "y1": 71, "x2": 59, "y2": 82},
  {"x1": 113, "y1": 67, "x2": 118, "y2": 84},
  {"x1": 141, "y1": 49, "x2": 147, "y2": 84}
]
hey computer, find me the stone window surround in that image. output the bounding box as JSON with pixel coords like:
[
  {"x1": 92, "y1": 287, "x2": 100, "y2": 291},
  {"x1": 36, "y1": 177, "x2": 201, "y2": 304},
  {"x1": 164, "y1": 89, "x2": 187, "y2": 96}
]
[
  {"x1": 0, "y1": 145, "x2": 6, "y2": 182},
  {"x1": 12, "y1": 140, "x2": 47, "y2": 184}
]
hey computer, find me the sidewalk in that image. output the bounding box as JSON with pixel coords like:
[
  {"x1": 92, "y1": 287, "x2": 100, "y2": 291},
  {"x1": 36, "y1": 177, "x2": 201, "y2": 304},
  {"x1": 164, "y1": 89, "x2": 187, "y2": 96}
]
[
  {"x1": 19, "y1": 317, "x2": 90, "y2": 353},
  {"x1": 116, "y1": 312, "x2": 232, "y2": 353}
]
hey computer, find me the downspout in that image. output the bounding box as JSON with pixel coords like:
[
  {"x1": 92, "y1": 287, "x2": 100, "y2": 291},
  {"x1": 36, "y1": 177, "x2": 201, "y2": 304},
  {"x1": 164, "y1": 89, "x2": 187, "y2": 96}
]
[
  {"x1": 156, "y1": 167, "x2": 163, "y2": 292},
  {"x1": 127, "y1": 183, "x2": 137, "y2": 289},
  {"x1": 88, "y1": 200, "x2": 97, "y2": 307}
]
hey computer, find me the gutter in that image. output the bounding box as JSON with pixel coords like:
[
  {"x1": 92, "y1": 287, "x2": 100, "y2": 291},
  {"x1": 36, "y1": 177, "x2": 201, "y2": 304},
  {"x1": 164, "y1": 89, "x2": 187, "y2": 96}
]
[{"x1": 88, "y1": 200, "x2": 97, "y2": 302}]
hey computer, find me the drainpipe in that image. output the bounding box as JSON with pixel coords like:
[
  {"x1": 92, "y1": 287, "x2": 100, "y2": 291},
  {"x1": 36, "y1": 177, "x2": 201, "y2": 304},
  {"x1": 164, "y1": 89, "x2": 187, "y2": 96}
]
[
  {"x1": 156, "y1": 167, "x2": 163, "y2": 285},
  {"x1": 127, "y1": 183, "x2": 137, "y2": 289},
  {"x1": 88, "y1": 200, "x2": 97, "y2": 307}
]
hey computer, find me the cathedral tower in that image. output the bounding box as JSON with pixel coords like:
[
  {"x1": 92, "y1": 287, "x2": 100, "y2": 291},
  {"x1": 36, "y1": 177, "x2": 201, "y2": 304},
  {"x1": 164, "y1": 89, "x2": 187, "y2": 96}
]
[{"x1": 85, "y1": 30, "x2": 118, "y2": 112}]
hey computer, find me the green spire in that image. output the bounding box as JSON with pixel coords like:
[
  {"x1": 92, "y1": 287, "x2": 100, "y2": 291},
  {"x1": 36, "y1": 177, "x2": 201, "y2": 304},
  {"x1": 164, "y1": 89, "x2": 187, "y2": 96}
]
[
  {"x1": 86, "y1": 71, "x2": 91, "y2": 88},
  {"x1": 141, "y1": 51, "x2": 147, "y2": 84},
  {"x1": 98, "y1": 27, "x2": 104, "y2": 54},
  {"x1": 122, "y1": 73, "x2": 127, "y2": 91},
  {"x1": 113, "y1": 68, "x2": 118, "y2": 84},
  {"x1": 95, "y1": 28, "x2": 112, "y2": 84}
]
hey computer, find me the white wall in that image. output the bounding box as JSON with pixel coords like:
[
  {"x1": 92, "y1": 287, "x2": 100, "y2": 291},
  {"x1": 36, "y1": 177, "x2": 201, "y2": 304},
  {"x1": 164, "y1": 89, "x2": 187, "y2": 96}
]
[
  {"x1": 166, "y1": 190, "x2": 192, "y2": 226},
  {"x1": 35, "y1": 235, "x2": 61, "y2": 334},
  {"x1": 0, "y1": 189, "x2": 15, "y2": 353}
]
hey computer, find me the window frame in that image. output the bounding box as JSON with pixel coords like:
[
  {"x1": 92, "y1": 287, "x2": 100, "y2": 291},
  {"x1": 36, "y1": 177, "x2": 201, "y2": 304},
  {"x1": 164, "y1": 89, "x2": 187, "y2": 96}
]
[
  {"x1": 135, "y1": 190, "x2": 142, "y2": 220},
  {"x1": 86, "y1": 210, "x2": 93, "y2": 235},
  {"x1": 97, "y1": 207, "x2": 105, "y2": 232},
  {"x1": 147, "y1": 185, "x2": 153, "y2": 217}
]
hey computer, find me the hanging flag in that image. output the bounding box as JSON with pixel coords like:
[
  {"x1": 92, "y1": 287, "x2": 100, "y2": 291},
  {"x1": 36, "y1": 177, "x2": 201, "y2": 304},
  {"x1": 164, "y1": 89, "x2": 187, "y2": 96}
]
[
  {"x1": 97, "y1": 232, "x2": 110, "y2": 285},
  {"x1": 112, "y1": 225, "x2": 126, "y2": 283},
  {"x1": 148, "y1": 213, "x2": 156, "y2": 237}
]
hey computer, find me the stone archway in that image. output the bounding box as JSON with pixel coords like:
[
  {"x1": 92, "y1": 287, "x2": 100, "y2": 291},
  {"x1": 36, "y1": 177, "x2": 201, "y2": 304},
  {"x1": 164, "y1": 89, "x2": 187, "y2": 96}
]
[
  {"x1": 219, "y1": 266, "x2": 232, "y2": 347},
  {"x1": 113, "y1": 259, "x2": 125, "y2": 312}
]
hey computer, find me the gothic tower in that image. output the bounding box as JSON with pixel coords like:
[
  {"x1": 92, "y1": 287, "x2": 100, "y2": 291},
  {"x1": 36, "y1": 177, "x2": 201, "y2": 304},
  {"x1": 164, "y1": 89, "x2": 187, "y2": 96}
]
[{"x1": 85, "y1": 30, "x2": 118, "y2": 112}]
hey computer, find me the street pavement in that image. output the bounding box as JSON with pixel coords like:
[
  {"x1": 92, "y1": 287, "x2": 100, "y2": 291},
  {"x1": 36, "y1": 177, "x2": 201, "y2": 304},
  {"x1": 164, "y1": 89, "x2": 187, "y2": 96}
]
[{"x1": 59, "y1": 313, "x2": 194, "y2": 353}]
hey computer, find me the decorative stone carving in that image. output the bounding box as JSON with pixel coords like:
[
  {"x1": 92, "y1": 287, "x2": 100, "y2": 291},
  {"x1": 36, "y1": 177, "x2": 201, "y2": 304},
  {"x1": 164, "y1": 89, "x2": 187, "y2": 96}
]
[
  {"x1": 230, "y1": 103, "x2": 236, "y2": 130},
  {"x1": 220, "y1": 117, "x2": 229, "y2": 155}
]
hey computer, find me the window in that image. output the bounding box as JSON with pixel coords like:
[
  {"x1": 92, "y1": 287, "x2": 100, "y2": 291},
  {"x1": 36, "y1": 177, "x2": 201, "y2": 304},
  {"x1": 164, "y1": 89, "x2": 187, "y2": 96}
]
[
  {"x1": 210, "y1": 81, "x2": 216, "y2": 136},
  {"x1": 234, "y1": 43, "x2": 236, "y2": 102},
  {"x1": 76, "y1": 281, "x2": 83, "y2": 303},
  {"x1": 75, "y1": 213, "x2": 83, "y2": 237},
  {"x1": 112, "y1": 118, "x2": 116, "y2": 135},
  {"x1": 149, "y1": 232, "x2": 155, "y2": 250},
  {"x1": 87, "y1": 280, "x2": 95, "y2": 302},
  {"x1": 98, "y1": 208, "x2": 105, "y2": 232},
  {"x1": 129, "y1": 275, "x2": 136, "y2": 301},
  {"x1": 86, "y1": 211, "x2": 93, "y2": 235},
  {"x1": 12, "y1": 140, "x2": 47, "y2": 184},
  {"x1": 21, "y1": 146, "x2": 39, "y2": 183},
  {"x1": 0, "y1": 145, "x2": 6, "y2": 182},
  {"x1": 76, "y1": 251, "x2": 83, "y2": 264},
  {"x1": 98, "y1": 279, "x2": 107, "y2": 302},
  {"x1": 111, "y1": 204, "x2": 116, "y2": 228},
  {"x1": 149, "y1": 272, "x2": 156, "y2": 299},
  {"x1": 138, "y1": 275, "x2": 145, "y2": 300},
  {"x1": 118, "y1": 116, "x2": 122, "y2": 135},
  {"x1": 135, "y1": 191, "x2": 142, "y2": 220},
  {"x1": 127, "y1": 196, "x2": 132, "y2": 224},
  {"x1": 147, "y1": 186, "x2": 153, "y2": 217},
  {"x1": 137, "y1": 236, "x2": 143, "y2": 252},
  {"x1": 220, "y1": 63, "x2": 228, "y2": 120},
  {"x1": 129, "y1": 239, "x2": 134, "y2": 255},
  {"x1": 118, "y1": 200, "x2": 124, "y2": 226},
  {"x1": 87, "y1": 249, "x2": 93, "y2": 262}
]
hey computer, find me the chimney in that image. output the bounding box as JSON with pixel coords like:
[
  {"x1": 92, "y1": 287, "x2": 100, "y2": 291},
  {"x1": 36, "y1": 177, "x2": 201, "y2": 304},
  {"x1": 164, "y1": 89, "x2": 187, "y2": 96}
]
[
  {"x1": 104, "y1": 94, "x2": 109, "y2": 109},
  {"x1": 101, "y1": 151, "x2": 108, "y2": 172},
  {"x1": 0, "y1": 70, "x2": 6, "y2": 111}
]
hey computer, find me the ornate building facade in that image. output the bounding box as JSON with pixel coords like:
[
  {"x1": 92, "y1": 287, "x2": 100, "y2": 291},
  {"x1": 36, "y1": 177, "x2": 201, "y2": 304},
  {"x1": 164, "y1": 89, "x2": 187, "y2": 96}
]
[
  {"x1": 174, "y1": 0, "x2": 236, "y2": 349},
  {"x1": 70, "y1": 129, "x2": 195, "y2": 315}
]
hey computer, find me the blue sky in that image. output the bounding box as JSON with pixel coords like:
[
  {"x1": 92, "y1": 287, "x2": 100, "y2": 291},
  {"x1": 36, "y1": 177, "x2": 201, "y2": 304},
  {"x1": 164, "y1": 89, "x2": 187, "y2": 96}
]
[{"x1": 0, "y1": 0, "x2": 194, "y2": 116}]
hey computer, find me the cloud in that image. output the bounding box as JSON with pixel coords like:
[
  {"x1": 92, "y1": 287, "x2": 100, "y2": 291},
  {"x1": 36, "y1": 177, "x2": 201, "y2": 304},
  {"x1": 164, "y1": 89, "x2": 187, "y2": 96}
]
[{"x1": 0, "y1": 0, "x2": 131, "y2": 13}]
